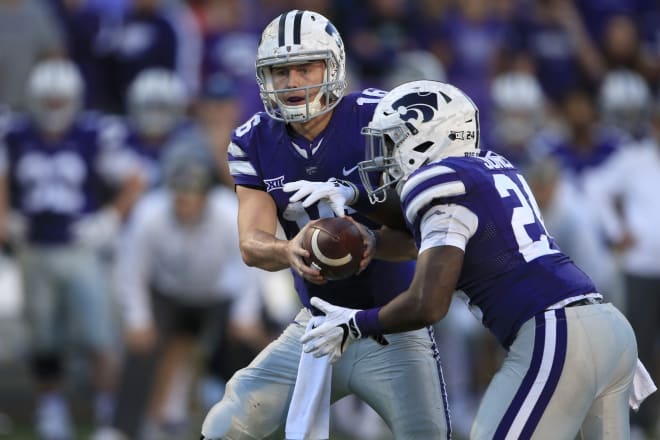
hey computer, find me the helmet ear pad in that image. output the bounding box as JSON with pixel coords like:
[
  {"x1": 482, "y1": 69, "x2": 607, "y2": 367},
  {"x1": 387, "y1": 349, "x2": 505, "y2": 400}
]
[{"x1": 255, "y1": 10, "x2": 347, "y2": 122}]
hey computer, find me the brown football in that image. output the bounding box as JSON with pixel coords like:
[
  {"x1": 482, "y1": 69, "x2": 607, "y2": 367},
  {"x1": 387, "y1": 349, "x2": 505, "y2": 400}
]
[{"x1": 302, "y1": 217, "x2": 365, "y2": 280}]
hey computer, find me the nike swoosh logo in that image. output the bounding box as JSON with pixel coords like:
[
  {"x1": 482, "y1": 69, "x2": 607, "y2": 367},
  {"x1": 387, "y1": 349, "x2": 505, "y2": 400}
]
[{"x1": 342, "y1": 165, "x2": 359, "y2": 176}]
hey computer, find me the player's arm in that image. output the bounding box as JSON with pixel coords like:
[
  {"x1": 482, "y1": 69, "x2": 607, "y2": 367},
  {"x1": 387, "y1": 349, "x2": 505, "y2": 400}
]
[
  {"x1": 377, "y1": 245, "x2": 463, "y2": 332},
  {"x1": 377, "y1": 203, "x2": 476, "y2": 331},
  {"x1": 359, "y1": 187, "x2": 409, "y2": 231},
  {"x1": 372, "y1": 225, "x2": 417, "y2": 261},
  {"x1": 236, "y1": 185, "x2": 323, "y2": 282},
  {"x1": 301, "y1": 245, "x2": 462, "y2": 361},
  {"x1": 236, "y1": 185, "x2": 287, "y2": 270},
  {"x1": 302, "y1": 203, "x2": 476, "y2": 359}
]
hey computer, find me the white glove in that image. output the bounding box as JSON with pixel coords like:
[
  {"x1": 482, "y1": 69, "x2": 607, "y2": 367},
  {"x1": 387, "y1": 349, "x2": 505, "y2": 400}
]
[
  {"x1": 71, "y1": 207, "x2": 121, "y2": 249},
  {"x1": 283, "y1": 178, "x2": 358, "y2": 217},
  {"x1": 301, "y1": 297, "x2": 362, "y2": 363}
]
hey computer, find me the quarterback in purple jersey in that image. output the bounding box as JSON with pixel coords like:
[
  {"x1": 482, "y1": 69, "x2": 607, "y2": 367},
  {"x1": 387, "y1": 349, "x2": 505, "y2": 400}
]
[
  {"x1": 201, "y1": 10, "x2": 450, "y2": 440},
  {"x1": 302, "y1": 80, "x2": 650, "y2": 439}
]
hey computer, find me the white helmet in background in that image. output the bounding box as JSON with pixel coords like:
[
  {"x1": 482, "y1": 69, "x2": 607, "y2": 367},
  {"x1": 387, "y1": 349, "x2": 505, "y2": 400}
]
[
  {"x1": 491, "y1": 72, "x2": 545, "y2": 146},
  {"x1": 128, "y1": 68, "x2": 188, "y2": 138},
  {"x1": 359, "y1": 80, "x2": 479, "y2": 202},
  {"x1": 256, "y1": 9, "x2": 347, "y2": 123},
  {"x1": 26, "y1": 59, "x2": 83, "y2": 134},
  {"x1": 598, "y1": 69, "x2": 651, "y2": 135},
  {"x1": 383, "y1": 50, "x2": 446, "y2": 91}
]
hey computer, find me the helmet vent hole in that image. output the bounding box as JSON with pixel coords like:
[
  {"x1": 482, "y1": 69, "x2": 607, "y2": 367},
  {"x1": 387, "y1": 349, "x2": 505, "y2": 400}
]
[{"x1": 413, "y1": 141, "x2": 434, "y2": 153}]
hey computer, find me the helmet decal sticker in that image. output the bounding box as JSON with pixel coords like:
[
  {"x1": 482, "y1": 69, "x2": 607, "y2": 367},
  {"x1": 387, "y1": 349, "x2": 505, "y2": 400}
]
[{"x1": 391, "y1": 91, "x2": 438, "y2": 123}]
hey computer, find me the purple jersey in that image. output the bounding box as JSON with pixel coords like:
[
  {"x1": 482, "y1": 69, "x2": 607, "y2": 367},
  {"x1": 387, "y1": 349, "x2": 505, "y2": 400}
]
[
  {"x1": 228, "y1": 90, "x2": 415, "y2": 310},
  {"x1": 540, "y1": 128, "x2": 625, "y2": 178},
  {"x1": 2, "y1": 113, "x2": 124, "y2": 244},
  {"x1": 400, "y1": 150, "x2": 597, "y2": 348}
]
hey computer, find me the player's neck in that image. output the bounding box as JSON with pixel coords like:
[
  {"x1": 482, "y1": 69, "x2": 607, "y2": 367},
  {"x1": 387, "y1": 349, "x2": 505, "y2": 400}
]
[{"x1": 289, "y1": 110, "x2": 333, "y2": 141}]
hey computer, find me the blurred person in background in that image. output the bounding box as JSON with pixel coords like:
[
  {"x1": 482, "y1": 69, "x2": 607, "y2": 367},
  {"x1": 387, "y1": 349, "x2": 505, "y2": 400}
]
[
  {"x1": 0, "y1": 0, "x2": 66, "y2": 111},
  {"x1": 97, "y1": 149, "x2": 272, "y2": 440},
  {"x1": 49, "y1": 0, "x2": 112, "y2": 111},
  {"x1": 0, "y1": 59, "x2": 142, "y2": 440},
  {"x1": 337, "y1": 0, "x2": 426, "y2": 88},
  {"x1": 500, "y1": 0, "x2": 604, "y2": 104},
  {"x1": 122, "y1": 68, "x2": 193, "y2": 190},
  {"x1": 193, "y1": 72, "x2": 242, "y2": 188},
  {"x1": 100, "y1": 0, "x2": 202, "y2": 113},
  {"x1": 489, "y1": 70, "x2": 550, "y2": 167},
  {"x1": 598, "y1": 68, "x2": 653, "y2": 141},
  {"x1": 196, "y1": 0, "x2": 265, "y2": 123},
  {"x1": 427, "y1": 0, "x2": 510, "y2": 150},
  {"x1": 598, "y1": 13, "x2": 659, "y2": 87},
  {"x1": 584, "y1": 93, "x2": 660, "y2": 439},
  {"x1": 537, "y1": 86, "x2": 625, "y2": 186}
]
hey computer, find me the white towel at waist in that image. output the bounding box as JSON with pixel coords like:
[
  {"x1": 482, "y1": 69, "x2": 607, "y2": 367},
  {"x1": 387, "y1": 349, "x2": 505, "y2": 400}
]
[
  {"x1": 286, "y1": 316, "x2": 332, "y2": 440},
  {"x1": 629, "y1": 358, "x2": 657, "y2": 411}
]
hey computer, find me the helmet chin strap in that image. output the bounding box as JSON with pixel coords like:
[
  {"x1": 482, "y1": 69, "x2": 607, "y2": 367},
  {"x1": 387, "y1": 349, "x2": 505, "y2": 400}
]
[{"x1": 278, "y1": 88, "x2": 326, "y2": 122}]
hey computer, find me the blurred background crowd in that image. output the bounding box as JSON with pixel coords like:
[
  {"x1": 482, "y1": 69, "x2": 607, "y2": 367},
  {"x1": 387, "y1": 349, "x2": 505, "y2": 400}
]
[{"x1": 0, "y1": 0, "x2": 658, "y2": 439}]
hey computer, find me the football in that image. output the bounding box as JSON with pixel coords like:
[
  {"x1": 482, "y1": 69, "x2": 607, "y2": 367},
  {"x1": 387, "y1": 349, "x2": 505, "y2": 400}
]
[{"x1": 302, "y1": 217, "x2": 365, "y2": 280}]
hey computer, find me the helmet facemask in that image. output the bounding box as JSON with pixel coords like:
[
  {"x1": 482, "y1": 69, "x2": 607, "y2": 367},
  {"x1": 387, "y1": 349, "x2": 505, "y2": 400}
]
[{"x1": 359, "y1": 123, "x2": 409, "y2": 204}]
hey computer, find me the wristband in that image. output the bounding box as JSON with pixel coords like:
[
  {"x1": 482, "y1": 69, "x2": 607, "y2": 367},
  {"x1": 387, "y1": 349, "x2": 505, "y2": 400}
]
[
  {"x1": 354, "y1": 307, "x2": 383, "y2": 336},
  {"x1": 337, "y1": 179, "x2": 359, "y2": 205}
]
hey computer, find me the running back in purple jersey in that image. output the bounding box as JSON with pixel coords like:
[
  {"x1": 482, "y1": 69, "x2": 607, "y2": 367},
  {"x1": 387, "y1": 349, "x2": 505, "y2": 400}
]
[
  {"x1": 228, "y1": 89, "x2": 415, "y2": 311},
  {"x1": 400, "y1": 150, "x2": 597, "y2": 347},
  {"x1": 1, "y1": 112, "x2": 129, "y2": 245}
]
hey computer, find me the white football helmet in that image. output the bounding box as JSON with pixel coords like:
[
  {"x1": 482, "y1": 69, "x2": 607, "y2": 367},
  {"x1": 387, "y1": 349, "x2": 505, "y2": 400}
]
[
  {"x1": 491, "y1": 72, "x2": 545, "y2": 146},
  {"x1": 26, "y1": 59, "x2": 83, "y2": 134},
  {"x1": 359, "y1": 80, "x2": 479, "y2": 203},
  {"x1": 256, "y1": 9, "x2": 347, "y2": 123},
  {"x1": 127, "y1": 68, "x2": 188, "y2": 138},
  {"x1": 598, "y1": 69, "x2": 651, "y2": 135}
]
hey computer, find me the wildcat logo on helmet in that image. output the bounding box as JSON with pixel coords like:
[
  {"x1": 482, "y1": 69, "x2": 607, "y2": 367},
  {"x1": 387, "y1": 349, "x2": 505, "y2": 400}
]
[
  {"x1": 325, "y1": 22, "x2": 343, "y2": 49},
  {"x1": 389, "y1": 91, "x2": 440, "y2": 124}
]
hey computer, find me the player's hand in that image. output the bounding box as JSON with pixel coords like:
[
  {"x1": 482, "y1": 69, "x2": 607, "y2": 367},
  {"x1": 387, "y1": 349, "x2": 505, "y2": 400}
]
[
  {"x1": 283, "y1": 178, "x2": 358, "y2": 217},
  {"x1": 288, "y1": 221, "x2": 326, "y2": 285},
  {"x1": 344, "y1": 216, "x2": 376, "y2": 274},
  {"x1": 302, "y1": 298, "x2": 389, "y2": 362},
  {"x1": 71, "y1": 207, "x2": 121, "y2": 249},
  {"x1": 301, "y1": 297, "x2": 361, "y2": 363}
]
